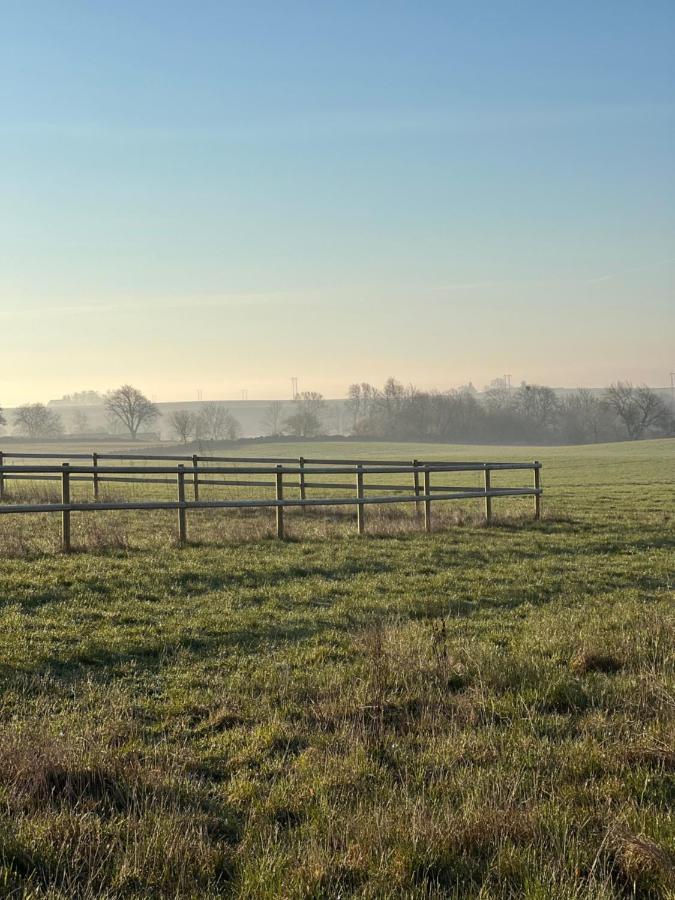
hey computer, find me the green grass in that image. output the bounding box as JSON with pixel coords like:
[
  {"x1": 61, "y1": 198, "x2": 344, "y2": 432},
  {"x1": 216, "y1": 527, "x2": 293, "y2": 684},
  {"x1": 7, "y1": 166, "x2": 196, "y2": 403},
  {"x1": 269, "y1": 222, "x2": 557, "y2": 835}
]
[
  {"x1": 0, "y1": 439, "x2": 673, "y2": 898},
  {"x1": 0, "y1": 438, "x2": 162, "y2": 455}
]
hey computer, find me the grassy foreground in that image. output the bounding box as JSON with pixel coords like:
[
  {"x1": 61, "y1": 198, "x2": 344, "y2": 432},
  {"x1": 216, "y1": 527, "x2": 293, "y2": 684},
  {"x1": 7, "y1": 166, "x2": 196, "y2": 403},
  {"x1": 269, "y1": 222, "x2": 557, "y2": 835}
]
[{"x1": 0, "y1": 439, "x2": 673, "y2": 898}]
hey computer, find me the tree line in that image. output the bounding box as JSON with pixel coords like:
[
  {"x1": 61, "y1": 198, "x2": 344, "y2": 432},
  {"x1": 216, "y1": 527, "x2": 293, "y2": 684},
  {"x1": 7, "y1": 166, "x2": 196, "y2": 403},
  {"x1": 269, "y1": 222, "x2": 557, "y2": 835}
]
[
  {"x1": 0, "y1": 386, "x2": 246, "y2": 443},
  {"x1": 0, "y1": 386, "x2": 162, "y2": 441},
  {"x1": 0, "y1": 386, "x2": 326, "y2": 443},
  {"x1": 1, "y1": 379, "x2": 672, "y2": 444},
  {"x1": 343, "y1": 378, "x2": 674, "y2": 443}
]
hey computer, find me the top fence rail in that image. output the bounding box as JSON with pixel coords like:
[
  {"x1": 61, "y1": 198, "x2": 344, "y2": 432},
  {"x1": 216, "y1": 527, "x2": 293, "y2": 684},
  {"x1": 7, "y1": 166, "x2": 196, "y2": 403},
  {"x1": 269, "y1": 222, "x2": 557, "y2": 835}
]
[
  {"x1": 0, "y1": 463, "x2": 540, "y2": 476},
  {"x1": 0, "y1": 450, "x2": 540, "y2": 468}
]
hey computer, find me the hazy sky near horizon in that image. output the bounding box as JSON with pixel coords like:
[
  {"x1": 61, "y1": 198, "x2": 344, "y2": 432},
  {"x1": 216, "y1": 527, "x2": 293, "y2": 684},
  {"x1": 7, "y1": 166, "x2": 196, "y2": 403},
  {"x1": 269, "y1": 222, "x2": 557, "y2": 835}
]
[{"x1": 1, "y1": 1, "x2": 674, "y2": 406}]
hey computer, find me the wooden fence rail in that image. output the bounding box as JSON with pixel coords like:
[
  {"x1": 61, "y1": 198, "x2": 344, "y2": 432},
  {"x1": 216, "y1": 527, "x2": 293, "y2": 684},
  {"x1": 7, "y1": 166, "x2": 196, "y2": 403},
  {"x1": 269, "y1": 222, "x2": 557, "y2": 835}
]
[{"x1": 0, "y1": 454, "x2": 542, "y2": 552}]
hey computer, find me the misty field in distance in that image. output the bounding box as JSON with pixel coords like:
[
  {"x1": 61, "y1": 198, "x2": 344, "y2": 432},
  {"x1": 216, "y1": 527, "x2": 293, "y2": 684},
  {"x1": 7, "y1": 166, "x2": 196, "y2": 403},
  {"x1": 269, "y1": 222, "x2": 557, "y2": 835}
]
[{"x1": 0, "y1": 438, "x2": 673, "y2": 898}]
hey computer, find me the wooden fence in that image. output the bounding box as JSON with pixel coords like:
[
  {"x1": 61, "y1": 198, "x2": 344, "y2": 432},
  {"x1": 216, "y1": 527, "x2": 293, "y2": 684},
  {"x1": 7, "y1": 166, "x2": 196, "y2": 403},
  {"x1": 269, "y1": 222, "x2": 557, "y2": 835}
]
[{"x1": 0, "y1": 451, "x2": 542, "y2": 552}]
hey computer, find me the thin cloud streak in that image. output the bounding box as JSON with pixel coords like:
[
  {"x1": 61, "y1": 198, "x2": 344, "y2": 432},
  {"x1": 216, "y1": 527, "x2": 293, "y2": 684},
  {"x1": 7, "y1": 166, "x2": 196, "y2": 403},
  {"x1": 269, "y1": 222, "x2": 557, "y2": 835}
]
[
  {"x1": 586, "y1": 258, "x2": 675, "y2": 285},
  {"x1": 0, "y1": 292, "x2": 309, "y2": 319}
]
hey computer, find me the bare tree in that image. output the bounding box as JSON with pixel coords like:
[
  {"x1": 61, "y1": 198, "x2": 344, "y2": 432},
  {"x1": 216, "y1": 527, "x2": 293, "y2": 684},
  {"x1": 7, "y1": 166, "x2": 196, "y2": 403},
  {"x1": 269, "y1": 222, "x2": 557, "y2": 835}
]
[
  {"x1": 105, "y1": 385, "x2": 159, "y2": 440},
  {"x1": 559, "y1": 389, "x2": 605, "y2": 443},
  {"x1": 195, "y1": 404, "x2": 241, "y2": 442},
  {"x1": 603, "y1": 382, "x2": 667, "y2": 439},
  {"x1": 169, "y1": 410, "x2": 196, "y2": 444},
  {"x1": 14, "y1": 404, "x2": 63, "y2": 438},
  {"x1": 346, "y1": 384, "x2": 363, "y2": 430},
  {"x1": 483, "y1": 378, "x2": 513, "y2": 412},
  {"x1": 513, "y1": 383, "x2": 560, "y2": 429},
  {"x1": 262, "y1": 400, "x2": 285, "y2": 436},
  {"x1": 0, "y1": 405, "x2": 5, "y2": 429},
  {"x1": 284, "y1": 391, "x2": 325, "y2": 437},
  {"x1": 346, "y1": 383, "x2": 377, "y2": 431},
  {"x1": 225, "y1": 412, "x2": 242, "y2": 440}
]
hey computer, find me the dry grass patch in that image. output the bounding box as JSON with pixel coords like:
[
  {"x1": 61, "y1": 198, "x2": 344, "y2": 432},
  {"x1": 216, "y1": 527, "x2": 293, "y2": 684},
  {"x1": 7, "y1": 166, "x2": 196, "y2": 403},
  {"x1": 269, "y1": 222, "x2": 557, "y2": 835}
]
[
  {"x1": 609, "y1": 829, "x2": 675, "y2": 895},
  {"x1": 0, "y1": 726, "x2": 240, "y2": 897}
]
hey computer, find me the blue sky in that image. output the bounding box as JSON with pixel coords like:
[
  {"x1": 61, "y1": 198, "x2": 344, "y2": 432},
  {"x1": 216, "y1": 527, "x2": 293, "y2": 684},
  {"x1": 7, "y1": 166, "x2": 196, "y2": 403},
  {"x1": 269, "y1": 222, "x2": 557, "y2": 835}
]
[{"x1": 1, "y1": 1, "x2": 673, "y2": 404}]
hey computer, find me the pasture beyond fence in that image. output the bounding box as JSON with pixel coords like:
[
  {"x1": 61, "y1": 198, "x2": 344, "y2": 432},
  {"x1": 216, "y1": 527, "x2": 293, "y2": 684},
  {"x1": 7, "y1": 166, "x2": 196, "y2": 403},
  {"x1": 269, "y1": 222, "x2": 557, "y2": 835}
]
[{"x1": 0, "y1": 451, "x2": 542, "y2": 552}]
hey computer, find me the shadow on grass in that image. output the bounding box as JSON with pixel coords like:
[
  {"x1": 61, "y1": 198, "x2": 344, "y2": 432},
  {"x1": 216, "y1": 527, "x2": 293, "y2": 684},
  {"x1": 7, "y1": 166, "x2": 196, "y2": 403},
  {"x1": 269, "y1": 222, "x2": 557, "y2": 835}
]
[
  {"x1": 5, "y1": 613, "x2": 361, "y2": 683},
  {"x1": 3, "y1": 513, "x2": 671, "y2": 684},
  {"x1": 0, "y1": 550, "x2": 399, "y2": 612}
]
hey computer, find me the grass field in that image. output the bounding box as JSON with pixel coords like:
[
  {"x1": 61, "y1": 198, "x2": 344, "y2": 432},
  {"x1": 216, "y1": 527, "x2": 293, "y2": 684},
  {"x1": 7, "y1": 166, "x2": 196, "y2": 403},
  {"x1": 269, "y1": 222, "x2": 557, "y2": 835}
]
[{"x1": 0, "y1": 439, "x2": 673, "y2": 898}]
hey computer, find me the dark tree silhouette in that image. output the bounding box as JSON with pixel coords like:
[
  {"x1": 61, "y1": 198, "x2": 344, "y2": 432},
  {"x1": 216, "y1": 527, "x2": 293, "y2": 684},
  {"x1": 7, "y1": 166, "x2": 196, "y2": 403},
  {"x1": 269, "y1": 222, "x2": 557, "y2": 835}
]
[
  {"x1": 603, "y1": 382, "x2": 667, "y2": 440},
  {"x1": 105, "y1": 385, "x2": 159, "y2": 440}
]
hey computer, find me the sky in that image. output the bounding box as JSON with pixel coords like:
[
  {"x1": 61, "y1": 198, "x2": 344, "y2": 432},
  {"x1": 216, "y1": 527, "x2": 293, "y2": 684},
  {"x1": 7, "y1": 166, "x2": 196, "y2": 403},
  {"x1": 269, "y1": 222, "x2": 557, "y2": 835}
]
[{"x1": 1, "y1": 1, "x2": 674, "y2": 406}]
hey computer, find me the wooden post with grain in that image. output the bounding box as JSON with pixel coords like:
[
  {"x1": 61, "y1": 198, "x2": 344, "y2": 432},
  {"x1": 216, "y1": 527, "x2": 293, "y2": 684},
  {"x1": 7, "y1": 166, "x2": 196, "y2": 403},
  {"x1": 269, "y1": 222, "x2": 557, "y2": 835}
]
[
  {"x1": 484, "y1": 465, "x2": 492, "y2": 524},
  {"x1": 192, "y1": 454, "x2": 199, "y2": 501},
  {"x1": 61, "y1": 463, "x2": 71, "y2": 553},
  {"x1": 356, "y1": 464, "x2": 365, "y2": 535},
  {"x1": 275, "y1": 465, "x2": 284, "y2": 539},
  {"x1": 534, "y1": 461, "x2": 541, "y2": 520},
  {"x1": 424, "y1": 467, "x2": 432, "y2": 533},
  {"x1": 92, "y1": 452, "x2": 100, "y2": 502},
  {"x1": 299, "y1": 456, "x2": 306, "y2": 514},
  {"x1": 413, "y1": 459, "x2": 421, "y2": 520},
  {"x1": 177, "y1": 464, "x2": 187, "y2": 544}
]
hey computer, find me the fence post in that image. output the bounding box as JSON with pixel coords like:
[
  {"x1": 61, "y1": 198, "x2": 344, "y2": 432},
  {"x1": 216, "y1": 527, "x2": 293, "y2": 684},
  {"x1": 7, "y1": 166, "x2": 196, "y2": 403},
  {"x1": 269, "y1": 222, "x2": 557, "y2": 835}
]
[
  {"x1": 534, "y1": 461, "x2": 542, "y2": 520},
  {"x1": 356, "y1": 464, "x2": 365, "y2": 535},
  {"x1": 276, "y1": 465, "x2": 284, "y2": 539},
  {"x1": 424, "y1": 467, "x2": 432, "y2": 533},
  {"x1": 192, "y1": 454, "x2": 199, "y2": 501},
  {"x1": 0, "y1": 451, "x2": 4, "y2": 501},
  {"x1": 177, "y1": 465, "x2": 187, "y2": 545},
  {"x1": 413, "y1": 459, "x2": 421, "y2": 520},
  {"x1": 92, "y1": 452, "x2": 99, "y2": 502},
  {"x1": 484, "y1": 465, "x2": 492, "y2": 524},
  {"x1": 299, "y1": 456, "x2": 306, "y2": 514},
  {"x1": 61, "y1": 463, "x2": 71, "y2": 553}
]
